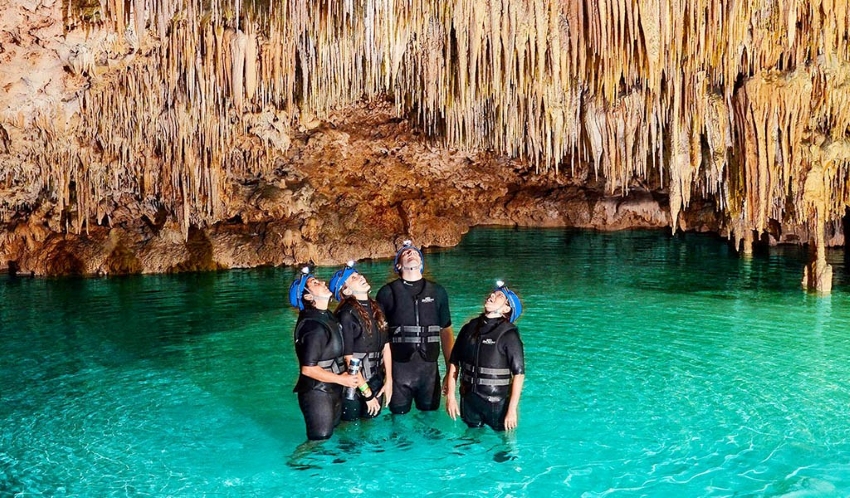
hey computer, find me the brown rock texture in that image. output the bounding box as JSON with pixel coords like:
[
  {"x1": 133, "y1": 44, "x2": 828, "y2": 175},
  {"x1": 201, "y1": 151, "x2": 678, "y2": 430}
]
[
  {"x1": 0, "y1": 0, "x2": 847, "y2": 292},
  {"x1": 0, "y1": 100, "x2": 682, "y2": 275}
]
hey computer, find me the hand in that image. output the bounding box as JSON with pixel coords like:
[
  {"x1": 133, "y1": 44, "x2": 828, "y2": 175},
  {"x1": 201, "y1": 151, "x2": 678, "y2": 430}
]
[
  {"x1": 504, "y1": 407, "x2": 518, "y2": 430},
  {"x1": 441, "y1": 373, "x2": 449, "y2": 396},
  {"x1": 445, "y1": 396, "x2": 460, "y2": 420},
  {"x1": 377, "y1": 383, "x2": 393, "y2": 408},
  {"x1": 338, "y1": 372, "x2": 361, "y2": 389},
  {"x1": 365, "y1": 397, "x2": 381, "y2": 416}
]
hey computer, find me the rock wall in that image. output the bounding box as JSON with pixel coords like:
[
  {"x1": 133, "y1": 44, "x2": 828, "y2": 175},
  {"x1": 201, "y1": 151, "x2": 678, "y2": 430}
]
[
  {"x1": 1, "y1": 0, "x2": 848, "y2": 282},
  {"x1": 1, "y1": 100, "x2": 685, "y2": 275}
]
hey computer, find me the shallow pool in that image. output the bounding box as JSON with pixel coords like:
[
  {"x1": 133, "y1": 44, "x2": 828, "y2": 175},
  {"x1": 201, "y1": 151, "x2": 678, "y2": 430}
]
[{"x1": 3, "y1": 228, "x2": 850, "y2": 496}]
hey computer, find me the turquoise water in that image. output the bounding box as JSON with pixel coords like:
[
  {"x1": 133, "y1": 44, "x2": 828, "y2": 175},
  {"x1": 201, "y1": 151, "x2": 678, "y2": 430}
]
[{"x1": 3, "y1": 228, "x2": 850, "y2": 496}]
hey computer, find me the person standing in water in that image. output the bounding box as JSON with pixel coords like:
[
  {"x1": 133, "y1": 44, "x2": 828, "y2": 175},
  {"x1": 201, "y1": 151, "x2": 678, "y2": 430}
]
[
  {"x1": 289, "y1": 267, "x2": 361, "y2": 440},
  {"x1": 445, "y1": 281, "x2": 525, "y2": 431},
  {"x1": 376, "y1": 240, "x2": 454, "y2": 415},
  {"x1": 329, "y1": 261, "x2": 393, "y2": 421}
]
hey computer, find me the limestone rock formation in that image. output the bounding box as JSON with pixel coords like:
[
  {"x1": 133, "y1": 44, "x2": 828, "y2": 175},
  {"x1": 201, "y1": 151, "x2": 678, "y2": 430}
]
[{"x1": 1, "y1": 0, "x2": 848, "y2": 293}]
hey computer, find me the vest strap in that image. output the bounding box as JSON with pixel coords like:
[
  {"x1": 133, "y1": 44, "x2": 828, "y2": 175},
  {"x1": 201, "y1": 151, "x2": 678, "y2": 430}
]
[
  {"x1": 462, "y1": 376, "x2": 511, "y2": 386},
  {"x1": 392, "y1": 325, "x2": 441, "y2": 343},
  {"x1": 396, "y1": 325, "x2": 441, "y2": 334},
  {"x1": 460, "y1": 362, "x2": 511, "y2": 386},
  {"x1": 317, "y1": 357, "x2": 344, "y2": 374},
  {"x1": 352, "y1": 351, "x2": 384, "y2": 380},
  {"x1": 462, "y1": 364, "x2": 511, "y2": 376},
  {"x1": 391, "y1": 336, "x2": 440, "y2": 343}
]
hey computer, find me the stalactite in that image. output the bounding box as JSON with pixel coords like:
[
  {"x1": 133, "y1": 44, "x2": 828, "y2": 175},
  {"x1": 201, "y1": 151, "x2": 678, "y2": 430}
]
[
  {"x1": 6, "y1": 0, "x2": 848, "y2": 288},
  {"x1": 132, "y1": 0, "x2": 145, "y2": 49},
  {"x1": 231, "y1": 29, "x2": 247, "y2": 111}
]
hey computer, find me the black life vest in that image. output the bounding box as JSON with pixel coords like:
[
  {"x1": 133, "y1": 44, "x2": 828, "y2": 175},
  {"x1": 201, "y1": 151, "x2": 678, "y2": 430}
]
[
  {"x1": 293, "y1": 308, "x2": 345, "y2": 393},
  {"x1": 386, "y1": 279, "x2": 442, "y2": 362},
  {"x1": 336, "y1": 300, "x2": 385, "y2": 383},
  {"x1": 459, "y1": 318, "x2": 516, "y2": 401}
]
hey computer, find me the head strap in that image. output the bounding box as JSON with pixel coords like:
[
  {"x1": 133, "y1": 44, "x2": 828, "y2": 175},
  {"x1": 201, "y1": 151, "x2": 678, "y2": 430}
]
[
  {"x1": 393, "y1": 240, "x2": 424, "y2": 274},
  {"x1": 329, "y1": 260, "x2": 359, "y2": 301},
  {"x1": 288, "y1": 266, "x2": 313, "y2": 310},
  {"x1": 495, "y1": 280, "x2": 522, "y2": 323}
]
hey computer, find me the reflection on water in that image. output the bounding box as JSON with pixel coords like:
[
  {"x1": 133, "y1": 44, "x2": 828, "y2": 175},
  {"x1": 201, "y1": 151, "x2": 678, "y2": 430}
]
[{"x1": 2, "y1": 228, "x2": 850, "y2": 496}]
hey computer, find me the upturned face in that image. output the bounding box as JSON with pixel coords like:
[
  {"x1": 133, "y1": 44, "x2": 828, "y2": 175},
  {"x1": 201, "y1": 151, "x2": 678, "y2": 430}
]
[
  {"x1": 484, "y1": 290, "x2": 510, "y2": 315},
  {"x1": 398, "y1": 248, "x2": 422, "y2": 271},
  {"x1": 343, "y1": 272, "x2": 371, "y2": 295},
  {"x1": 305, "y1": 276, "x2": 332, "y2": 300}
]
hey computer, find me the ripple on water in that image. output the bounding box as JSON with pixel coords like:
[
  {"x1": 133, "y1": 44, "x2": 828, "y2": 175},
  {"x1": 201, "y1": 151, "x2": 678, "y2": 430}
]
[{"x1": 4, "y1": 229, "x2": 850, "y2": 495}]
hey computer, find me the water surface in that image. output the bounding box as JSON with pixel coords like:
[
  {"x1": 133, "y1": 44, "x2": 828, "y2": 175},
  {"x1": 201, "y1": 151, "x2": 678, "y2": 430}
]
[{"x1": 2, "y1": 228, "x2": 850, "y2": 496}]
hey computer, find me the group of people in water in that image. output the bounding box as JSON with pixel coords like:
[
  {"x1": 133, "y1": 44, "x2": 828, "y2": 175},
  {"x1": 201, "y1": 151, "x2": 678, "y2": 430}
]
[{"x1": 288, "y1": 241, "x2": 526, "y2": 441}]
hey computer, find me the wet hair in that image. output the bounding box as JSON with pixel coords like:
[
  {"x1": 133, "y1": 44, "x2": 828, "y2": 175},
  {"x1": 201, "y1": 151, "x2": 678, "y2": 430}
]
[{"x1": 336, "y1": 295, "x2": 387, "y2": 336}]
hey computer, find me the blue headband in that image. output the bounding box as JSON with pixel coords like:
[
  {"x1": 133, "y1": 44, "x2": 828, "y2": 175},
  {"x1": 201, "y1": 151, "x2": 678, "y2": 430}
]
[
  {"x1": 329, "y1": 261, "x2": 359, "y2": 301},
  {"x1": 495, "y1": 280, "x2": 522, "y2": 323},
  {"x1": 288, "y1": 267, "x2": 313, "y2": 310}
]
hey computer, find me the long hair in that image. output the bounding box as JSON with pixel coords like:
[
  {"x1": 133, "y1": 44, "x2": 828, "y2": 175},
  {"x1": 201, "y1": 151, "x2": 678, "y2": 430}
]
[{"x1": 336, "y1": 296, "x2": 387, "y2": 336}]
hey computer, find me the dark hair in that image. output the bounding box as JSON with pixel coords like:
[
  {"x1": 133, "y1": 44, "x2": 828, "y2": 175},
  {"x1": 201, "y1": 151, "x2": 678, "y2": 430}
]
[{"x1": 336, "y1": 296, "x2": 387, "y2": 336}]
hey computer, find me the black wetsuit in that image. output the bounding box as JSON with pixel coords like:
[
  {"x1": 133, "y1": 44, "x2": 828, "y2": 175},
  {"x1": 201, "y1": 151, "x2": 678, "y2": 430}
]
[
  {"x1": 376, "y1": 278, "x2": 451, "y2": 414},
  {"x1": 293, "y1": 308, "x2": 346, "y2": 440},
  {"x1": 336, "y1": 298, "x2": 389, "y2": 421},
  {"x1": 450, "y1": 315, "x2": 524, "y2": 431}
]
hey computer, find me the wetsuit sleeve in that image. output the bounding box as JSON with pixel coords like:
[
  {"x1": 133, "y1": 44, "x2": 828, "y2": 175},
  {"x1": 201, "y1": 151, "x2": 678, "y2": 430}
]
[
  {"x1": 435, "y1": 283, "x2": 452, "y2": 328},
  {"x1": 449, "y1": 323, "x2": 469, "y2": 365},
  {"x1": 337, "y1": 310, "x2": 361, "y2": 356},
  {"x1": 501, "y1": 329, "x2": 525, "y2": 375},
  {"x1": 298, "y1": 321, "x2": 328, "y2": 367},
  {"x1": 376, "y1": 284, "x2": 393, "y2": 317}
]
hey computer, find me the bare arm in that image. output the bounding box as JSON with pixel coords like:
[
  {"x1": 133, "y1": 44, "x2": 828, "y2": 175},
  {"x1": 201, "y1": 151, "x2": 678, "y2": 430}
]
[
  {"x1": 503, "y1": 374, "x2": 525, "y2": 430},
  {"x1": 378, "y1": 342, "x2": 394, "y2": 407},
  {"x1": 445, "y1": 362, "x2": 460, "y2": 420}
]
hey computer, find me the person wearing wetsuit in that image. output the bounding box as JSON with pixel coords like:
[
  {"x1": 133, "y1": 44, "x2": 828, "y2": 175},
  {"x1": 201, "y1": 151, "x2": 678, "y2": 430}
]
[
  {"x1": 329, "y1": 261, "x2": 393, "y2": 421},
  {"x1": 376, "y1": 241, "x2": 454, "y2": 415},
  {"x1": 445, "y1": 281, "x2": 525, "y2": 431},
  {"x1": 289, "y1": 267, "x2": 361, "y2": 440}
]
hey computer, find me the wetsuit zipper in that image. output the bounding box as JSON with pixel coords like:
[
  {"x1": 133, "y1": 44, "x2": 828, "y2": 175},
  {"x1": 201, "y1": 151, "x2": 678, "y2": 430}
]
[{"x1": 414, "y1": 298, "x2": 421, "y2": 356}]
